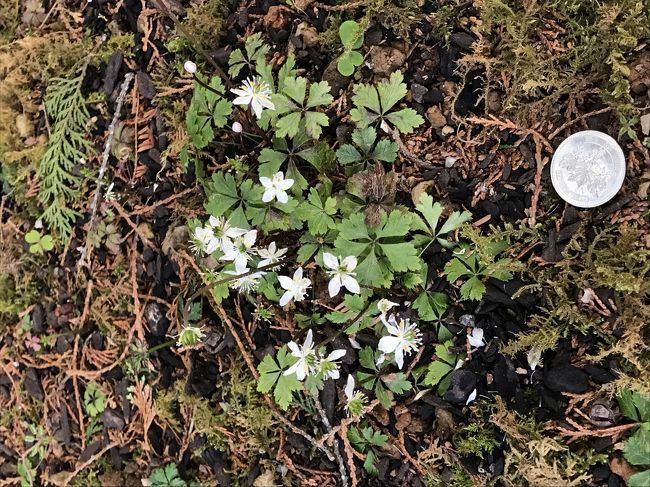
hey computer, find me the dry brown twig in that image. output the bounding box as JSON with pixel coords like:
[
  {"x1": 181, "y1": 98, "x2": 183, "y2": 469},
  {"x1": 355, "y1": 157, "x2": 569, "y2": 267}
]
[{"x1": 78, "y1": 72, "x2": 134, "y2": 268}]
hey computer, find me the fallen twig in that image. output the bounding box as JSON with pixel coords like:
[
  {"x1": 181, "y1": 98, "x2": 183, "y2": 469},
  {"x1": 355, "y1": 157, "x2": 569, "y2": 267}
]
[
  {"x1": 314, "y1": 395, "x2": 349, "y2": 487},
  {"x1": 78, "y1": 73, "x2": 134, "y2": 268}
]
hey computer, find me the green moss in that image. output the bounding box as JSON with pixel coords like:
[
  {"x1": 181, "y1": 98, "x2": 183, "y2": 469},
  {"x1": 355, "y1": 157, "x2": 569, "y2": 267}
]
[
  {"x1": 169, "y1": 0, "x2": 225, "y2": 54},
  {"x1": 463, "y1": 0, "x2": 650, "y2": 122},
  {"x1": 454, "y1": 422, "x2": 499, "y2": 460}
]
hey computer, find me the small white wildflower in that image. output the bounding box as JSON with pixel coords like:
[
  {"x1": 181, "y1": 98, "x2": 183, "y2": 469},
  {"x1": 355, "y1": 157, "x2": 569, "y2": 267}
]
[
  {"x1": 191, "y1": 226, "x2": 218, "y2": 255},
  {"x1": 344, "y1": 375, "x2": 367, "y2": 417},
  {"x1": 377, "y1": 314, "x2": 422, "y2": 370},
  {"x1": 527, "y1": 348, "x2": 542, "y2": 371},
  {"x1": 284, "y1": 329, "x2": 317, "y2": 381},
  {"x1": 34, "y1": 219, "x2": 43, "y2": 230},
  {"x1": 184, "y1": 60, "x2": 197, "y2": 74},
  {"x1": 220, "y1": 229, "x2": 257, "y2": 272},
  {"x1": 257, "y1": 241, "x2": 287, "y2": 268},
  {"x1": 176, "y1": 325, "x2": 204, "y2": 347},
  {"x1": 260, "y1": 171, "x2": 294, "y2": 204},
  {"x1": 467, "y1": 327, "x2": 485, "y2": 349},
  {"x1": 466, "y1": 388, "x2": 477, "y2": 405},
  {"x1": 377, "y1": 298, "x2": 398, "y2": 316},
  {"x1": 317, "y1": 349, "x2": 346, "y2": 380},
  {"x1": 104, "y1": 182, "x2": 117, "y2": 201},
  {"x1": 224, "y1": 268, "x2": 266, "y2": 293},
  {"x1": 322, "y1": 253, "x2": 360, "y2": 297},
  {"x1": 278, "y1": 267, "x2": 311, "y2": 307},
  {"x1": 231, "y1": 76, "x2": 275, "y2": 119},
  {"x1": 232, "y1": 121, "x2": 243, "y2": 133},
  {"x1": 207, "y1": 216, "x2": 247, "y2": 253}
]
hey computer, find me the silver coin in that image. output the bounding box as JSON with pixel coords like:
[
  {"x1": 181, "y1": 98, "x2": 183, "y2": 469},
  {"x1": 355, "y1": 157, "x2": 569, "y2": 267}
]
[{"x1": 550, "y1": 130, "x2": 626, "y2": 208}]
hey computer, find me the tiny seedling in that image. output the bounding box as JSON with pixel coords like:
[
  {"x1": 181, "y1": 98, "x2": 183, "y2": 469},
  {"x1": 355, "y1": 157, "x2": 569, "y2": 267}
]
[
  {"x1": 25, "y1": 230, "x2": 54, "y2": 255},
  {"x1": 148, "y1": 463, "x2": 188, "y2": 487},
  {"x1": 444, "y1": 241, "x2": 516, "y2": 301},
  {"x1": 337, "y1": 20, "x2": 365, "y2": 76},
  {"x1": 347, "y1": 424, "x2": 388, "y2": 474}
]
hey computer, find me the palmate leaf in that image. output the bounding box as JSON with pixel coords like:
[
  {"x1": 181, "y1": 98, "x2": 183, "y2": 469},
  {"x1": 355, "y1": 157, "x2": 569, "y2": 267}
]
[
  {"x1": 257, "y1": 346, "x2": 301, "y2": 410},
  {"x1": 336, "y1": 127, "x2": 398, "y2": 168},
  {"x1": 334, "y1": 211, "x2": 421, "y2": 288},
  {"x1": 412, "y1": 193, "x2": 472, "y2": 248},
  {"x1": 296, "y1": 188, "x2": 337, "y2": 235},
  {"x1": 350, "y1": 71, "x2": 424, "y2": 134},
  {"x1": 186, "y1": 76, "x2": 232, "y2": 149},
  {"x1": 228, "y1": 32, "x2": 270, "y2": 77},
  {"x1": 628, "y1": 470, "x2": 650, "y2": 487},
  {"x1": 273, "y1": 76, "x2": 333, "y2": 139}
]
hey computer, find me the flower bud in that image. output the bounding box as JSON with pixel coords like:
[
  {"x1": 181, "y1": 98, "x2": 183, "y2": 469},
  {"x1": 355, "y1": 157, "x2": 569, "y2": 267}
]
[
  {"x1": 184, "y1": 60, "x2": 197, "y2": 75},
  {"x1": 232, "y1": 121, "x2": 243, "y2": 133}
]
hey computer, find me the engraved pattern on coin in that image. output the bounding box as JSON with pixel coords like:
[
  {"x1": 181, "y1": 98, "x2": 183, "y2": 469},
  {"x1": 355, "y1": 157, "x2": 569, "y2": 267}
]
[{"x1": 550, "y1": 131, "x2": 625, "y2": 208}]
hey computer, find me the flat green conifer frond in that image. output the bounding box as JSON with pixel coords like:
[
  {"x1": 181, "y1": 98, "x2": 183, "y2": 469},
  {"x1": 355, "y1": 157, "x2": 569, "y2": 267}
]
[{"x1": 38, "y1": 66, "x2": 93, "y2": 242}]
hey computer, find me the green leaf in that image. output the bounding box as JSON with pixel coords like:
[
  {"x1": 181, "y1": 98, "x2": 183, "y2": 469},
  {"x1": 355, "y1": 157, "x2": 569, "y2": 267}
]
[
  {"x1": 372, "y1": 139, "x2": 398, "y2": 162},
  {"x1": 25, "y1": 230, "x2": 41, "y2": 244},
  {"x1": 460, "y1": 276, "x2": 486, "y2": 301},
  {"x1": 375, "y1": 382, "x2": 393, "y2": 409},
  {"x1": 384, "y1": 373, "x2": 412, "y2": 394},
  {"x1": 619, "y1": 390, "x2": 650, "y2": 422},
  {"x1": 377, "y1": 71, "x2": 408, "y2": 113},
  {"x1": 628, "y1": 470, "x2": 650, "y2": 487},
  {"x1": 445, "y1": 257, "x2": 472, "y2": 282},
  {"x1": 385, "y1": 109, "x2": 425, "y2": 134},
  {"x1": 204, "y1": 172, "x2": 239, "y2": 216},
  {"x1": 624, "y1": 429, "x2": 650, "y2": 466},
  {"x1": 352, "y1": 127, "x2": 377, "y2": 153},
  {"x1": 363, "y1": 450, "x2": 378, "y2": 474},
  {"x1": 378, "y1": 241, "x2": 420, "y2": 272},
  {"x1": 424, "y1": 360, "x2": 453, "y2": 387},
  {"x1": 359, "y1": 346, "x2": 378, "y2": 371},
  {"x1": 336, "y1": 144, "x2": 362, "y2": 165},
  {"x1": 275, "y1": 111, "x2": 303, "y2": 139},
  {"x1": 339, "y1": 20, "x2": 363, "y2": 48},
  {"x1": 256, "y1": 347, "x2": 301, "y2": 410},
  {"x1": 307, "y1": 81, "x2": 334, "y2": 109},
  {"x1": 304, "y1": 111, "x2": 330, "y2": 139},
  {"x1": 283, "y1": 76, "x2": 307, "y2": 105},
  {"x1": 149, "y1": 464, "x2": 186, "y2": 487},
  {"x1": 296, "y1": 188, "x2": 337, "y2": 235},
  {"x1": 413, "y1": 291, "x2": 448, "y2": 322}
]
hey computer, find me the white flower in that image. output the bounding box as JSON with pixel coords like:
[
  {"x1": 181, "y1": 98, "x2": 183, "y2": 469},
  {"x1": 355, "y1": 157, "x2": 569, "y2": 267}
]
[
  {"x1": 224, "y1": 267, "x2": 266, "y2": 293},
  {"x1": 191, "y1": 226, "x2": 218, "y2": 255},
  {"x1": 527, "y1": 348, "x2": 542, "y2": 371},
  {"x1": 377, "y1": 298, "x2": 398, "y2": 316},
  {"x1": 466, "y1": 389, "x2": 477, "y2": 405},
  {"x1": 220, "y1": 229, "x2": 257, "y2": 272},
  {"x1": 231, "y1": 76, "x2": 275, "y2": 119},
  {"x1": 284, "y1": 329, "x2": 317, "y2": 381},
  {"x1": 207, "y1": 216, "x2": 247, "y2": 253},
  {"x1": 232, "y1": 121, "x2": 243, "y2": 133},
  {"x1": 377, "y1": 314, "x2": 422, "y2": 369},
  {"x1": 344, "y1": 375, "x2": 367, "y2": 417},
  {"x1": 318, "y1": 349, "x2": 346, "y2": 380},
  {"x1": 184, "y1": 60, "x2": 197, "y2": 74},
  {"x1": 177, "y1": 325, "x2": 204, "y2": 347},
  {"x1": 278, "y1": 267, "x2": 311, "y2": 306},
  {"x1": 322, "y1": 253, "x2": 360, "y2": 297},
  {"x1": 260, "y1": 171, "x2": 294, "y2": 204},
  {"x1": 257, "y1": 242, "x2": 287, "y2": 268},
  {"x1": 467, "y1": 327, "x2": 485, "y2": 349}
]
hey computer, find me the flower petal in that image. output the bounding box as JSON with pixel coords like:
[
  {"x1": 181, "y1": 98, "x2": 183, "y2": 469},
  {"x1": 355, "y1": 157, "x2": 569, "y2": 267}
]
[
  {"x1": 327, "y1": 349, "x2": 346, "y2": 361},
  {"x1": 322, "y1": 252, "x2": 338, "y2": 270},
  {"x1": 345, "y1": 375, "x2": 355, "y2": 399},
  {"x1": 341, "y1": 275, "x2": 360, "y2": 294},
  {"x1": 342, "y1": 255, "x2": 357, "y2": 271},
  {"x1": 259, "y1": 176, "x2": 272, "y2": 188},
  {"x1": 279, "y1": 291, "x2": 292, "y2": 306},
  {"x1": 328, "y1": 277, "x2": 341, "y2": 297},
  {"x1": 276, "y1": 190, "x2": 289, "y2": 204},
  {"x1": 378, "y1": 336, "x2": 401, "y2": 354},
  {"x1": 277, "y1": 276, "x2": 293, "y2": 290},
  {"x1": 262, "y1": 188, "x2": 275, "y2": 202},
  {"x1": 394, "y1": 348, "x2": 405, "y2": 369}
]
